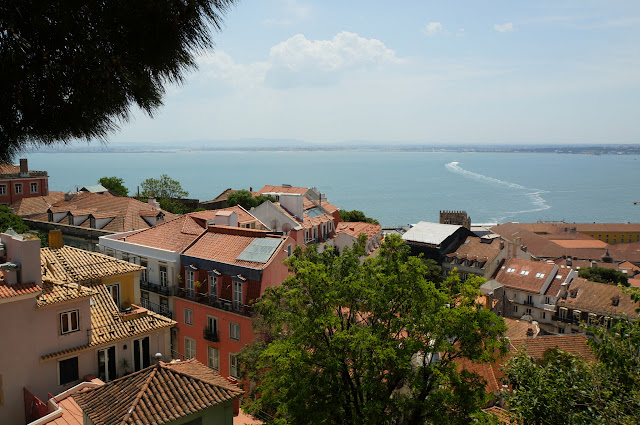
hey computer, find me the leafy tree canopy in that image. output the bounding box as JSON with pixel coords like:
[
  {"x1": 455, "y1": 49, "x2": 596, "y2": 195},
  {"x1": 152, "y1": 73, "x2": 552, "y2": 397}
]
[
  {"x1": 241, "y1": 235, "x2": 507, "y2": 425},
  {"x1": 504, "y1": 288, "x2": 640, "y2": 424},
  {"x1": 0, "y1": 0, "x2": 237, "y2": 162},
  {"x1": 0, "y1": 205, "x2": 31, "y2": 234},
  {"x1": 140, "y1": 174, "x2": 188, "y2": 200},
  {"x1": 339, "y1": 209, "x2": 379, "y2": 225},
  {"x1": 98, "y1": 176, "x2": 128, "y2": 197},
  {"x1": 578, "y1": 266, "x2": 629, "y2": 286},
  {"x1": 226, "y1": 189, "x2": 275, "y2": 210}
]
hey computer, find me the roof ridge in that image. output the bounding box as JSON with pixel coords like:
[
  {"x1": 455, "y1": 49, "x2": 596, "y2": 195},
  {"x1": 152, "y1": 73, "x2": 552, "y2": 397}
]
[
  {"x1": 180, "y1": 227, "x2": 209, "y2": 254},
  {"x1": 162, "y1": 360, "x2": 241, "y2": 393},
  {"x1": 120, "y1": 365, "x2": 158, "y2": 424}
]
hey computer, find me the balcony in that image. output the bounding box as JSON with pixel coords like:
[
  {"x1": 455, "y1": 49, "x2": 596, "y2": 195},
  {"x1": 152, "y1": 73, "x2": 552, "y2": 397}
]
[
  {"x1": 140, "y1": 298, "x2": 173, "y2": 319},
  {"x1": 174, "y1": 289, "x2": 255, "y2": 317},
  {"x1": 140, "y1": 281, "x2": 174, "y2": 296},
  {"x1": 552, "y1": 315, "x2": 577, "y2": 324},
  {"x1": 203, "y1": 327, "x2": 219, "y2": 342}
]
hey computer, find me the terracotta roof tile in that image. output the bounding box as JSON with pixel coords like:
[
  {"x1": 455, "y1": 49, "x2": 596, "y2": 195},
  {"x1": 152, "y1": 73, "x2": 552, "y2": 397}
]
[
  {"x1": 482, "y1": 406, "x2": 517, "y2": 424},
  {"x1": 0, "y1": 163, "x2": 21, "y2": 174},
  {"x1": 551, "y1": 239, "x2": 609, "y2": 249},
  {"x1": 503, "y1": 318, "x2": 539, "y2": 339},
  {"x1": 571, "y1": 223, "x2": 640, "y2": 232},
  {"x1": 37, "y1": 280, "x2": 97, "y2": 307},
  {"x1": 9, "y1": 192, "x2": 66, "y2": 217},
  {"x1": 446, "y1": 236, "x2": 503, "y2": 268},
  {"x1": 118, "y1": 215, "x2": 206, "y2": 252},
  {"x1": 508, "y1": 334, "x2": 596, "y2": 362},
  {"x1": 335, "y1": 222, "x2": 381, "y2": 239},
  {"x1": 258, "y1": 185, "x2": 308, "y2": 195},
  {"x1": 558, "y1": 278, "x2": 639, "y2": 319},
  {"x1": 73, "y1": 359, "x2": 243, "y2": 425},
  {"x1": 0, "y1": 280, "x2": 41, "y2": 299},
  {"x1": 41, "y1": 246, "x2": 145, "y2": 282},
  {"x1": 495, "y1": 258, "x2": 558, "y2": 293}
]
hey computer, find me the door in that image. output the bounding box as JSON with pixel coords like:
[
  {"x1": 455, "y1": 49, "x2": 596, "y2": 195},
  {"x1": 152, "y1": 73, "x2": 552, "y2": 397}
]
[
  {"x1": 107, "y1": 284, "x2": 120, "y2": 309},
  {"x1": 98, "y1": 346, "x2": 116, "y2": 381},
  {"x1": 134, "y1": 337, "x2": 150, "y2": 371}
]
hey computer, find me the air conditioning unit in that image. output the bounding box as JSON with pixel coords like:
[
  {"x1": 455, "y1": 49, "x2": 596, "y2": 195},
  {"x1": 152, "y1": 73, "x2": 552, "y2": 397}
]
[{"x1": 215, "y1": 300, "x2": 222, "y2": 309}]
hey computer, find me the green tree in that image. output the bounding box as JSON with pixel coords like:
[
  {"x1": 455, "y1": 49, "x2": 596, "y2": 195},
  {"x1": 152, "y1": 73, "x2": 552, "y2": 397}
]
[
  {"x1": 578, "y1": 266, "x2": 629, "y2": 286},
  {"x1": 339, "y1": 209, "x2": 380, "y2": 225},
  {"x1": 0, "y1": 0, "x2": 237, "y2": 162},
  {"x1": 241, "y1": 235, "x2": 507, "y2": 425},
  {"x1": 227, "y1": 189, "x2": 275, "y2": 210},
  {"x1": 504, "y1": 288, "x2": 640, "y2": 424},
  {"x1": 0, "y1": 205, "x2": 31, "y2": 234},
  {"x1": 98, "y1": 176, "x2": 128, "y2": 197},
  {"x1": 140, "y1": 174, "x2": 189, "y2": 199}
]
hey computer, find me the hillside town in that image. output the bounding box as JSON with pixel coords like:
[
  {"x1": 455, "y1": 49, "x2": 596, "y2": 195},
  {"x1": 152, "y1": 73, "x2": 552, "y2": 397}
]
[{"x1": 1, "y1": 160, "x2": 639, "y2": 424}]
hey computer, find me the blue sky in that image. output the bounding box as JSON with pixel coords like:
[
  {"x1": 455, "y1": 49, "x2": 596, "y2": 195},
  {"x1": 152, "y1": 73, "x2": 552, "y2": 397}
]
[{"x1": 110, "y1": 0, "x2": 640, "y2": 145}]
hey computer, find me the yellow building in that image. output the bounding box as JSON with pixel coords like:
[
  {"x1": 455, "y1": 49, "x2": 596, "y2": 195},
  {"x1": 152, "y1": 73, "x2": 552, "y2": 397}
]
[{"x1": 572, "y1": 223, "x2": 640, "y2": 245}]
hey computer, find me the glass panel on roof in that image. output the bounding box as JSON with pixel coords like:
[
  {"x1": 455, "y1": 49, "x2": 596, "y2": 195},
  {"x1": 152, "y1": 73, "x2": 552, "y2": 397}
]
[
  {"x1": 306, "y1": 208, "x2": 324, "y2": 218},
  {"x1": 236, "y1": 238, "x2": 282, "y2": 263}
]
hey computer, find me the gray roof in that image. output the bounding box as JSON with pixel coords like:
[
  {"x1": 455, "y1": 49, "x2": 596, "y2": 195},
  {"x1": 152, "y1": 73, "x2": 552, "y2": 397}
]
[
  {"x1": 81, "y1": 184, "x2": 109, "y2": 193},
  {"x1": 402, "y1": 222, "x2": 463, "y2": 246},
  {"x1": 236, "y1": 237, "x2": 283, "y2": 264}
]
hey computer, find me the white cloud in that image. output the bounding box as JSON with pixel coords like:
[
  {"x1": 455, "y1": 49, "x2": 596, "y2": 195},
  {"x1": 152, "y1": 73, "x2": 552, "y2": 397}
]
[
  {"x1": 423, "y1": 22, "x2": 443, "y2": 36},
  {"x1": 494, "y1": 22, "x2": 514, "y2": 32}
]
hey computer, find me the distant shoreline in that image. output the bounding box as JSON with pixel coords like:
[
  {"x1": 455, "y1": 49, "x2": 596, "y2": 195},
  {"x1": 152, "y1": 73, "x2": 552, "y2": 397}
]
[{"x1": 30, "y1": 144, "x2": 640, "y2": 155}]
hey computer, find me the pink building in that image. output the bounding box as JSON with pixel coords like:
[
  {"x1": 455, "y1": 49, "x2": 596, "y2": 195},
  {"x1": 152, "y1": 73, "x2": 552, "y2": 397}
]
[{"x1": 0, "y1": 159, "x2": 49, "y2": 206}]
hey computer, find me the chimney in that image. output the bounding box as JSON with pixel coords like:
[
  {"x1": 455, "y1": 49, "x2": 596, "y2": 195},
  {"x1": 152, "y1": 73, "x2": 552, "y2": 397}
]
[
  {"x1": 148, "y1": 198, "x2": 160, "y2": 209},
  {"x1": 0, "y1": 230, "x2": 42, "y2": 285},
  {"x1": 280, "y1": 193, "x2": 304, "y2": 221},
  {"x1": 48, "y1": 230, "x2": 64, "y2": 249},
  {"x1": 566, "y1": 257, "x2": 573, "y2": 266},
  {"x1": 591, "y1": 261, "x2": 597, "y2": 268},
  {"x1": 514, "y1": 237, "x2": 522, "y2": 258},
  {"x1": 19, "y1": 158, "x2": 28, "y2": 174},
  {"x1": 214, "y1": 211, "x2": 238, "y2": 227}
]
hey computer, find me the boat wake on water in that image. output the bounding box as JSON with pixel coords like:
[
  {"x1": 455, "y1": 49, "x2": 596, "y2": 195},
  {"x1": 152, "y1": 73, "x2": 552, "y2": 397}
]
[{"x1": 445, "y1": 161, "x2": 550, "y2": 221}]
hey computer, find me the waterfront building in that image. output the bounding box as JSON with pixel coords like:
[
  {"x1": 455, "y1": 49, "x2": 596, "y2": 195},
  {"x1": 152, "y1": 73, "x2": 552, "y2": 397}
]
[
  {"x1": 401, "y1": 221, "x2": 475, "y2": 261},
  {"x1": 0, "y1": 159, "x2": 49, "y2": 206}
]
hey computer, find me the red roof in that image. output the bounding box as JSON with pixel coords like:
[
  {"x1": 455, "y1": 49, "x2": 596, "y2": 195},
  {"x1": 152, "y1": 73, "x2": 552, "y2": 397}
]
[
  {"x1": 119, "y1": 215, "x2": 206, "y2": 252},
  {"x1": 336, "y1": 222, "x2": 381, "y2": 239},
  {"x1": 258, "y1": 185, "x2": 308, "y2": 195},
  {"x1": 495, "y1": 258, "x2": 558, "y2": 293},
  {"x1": 0, "y1": 280, "x2": 41, "y2": 300}
]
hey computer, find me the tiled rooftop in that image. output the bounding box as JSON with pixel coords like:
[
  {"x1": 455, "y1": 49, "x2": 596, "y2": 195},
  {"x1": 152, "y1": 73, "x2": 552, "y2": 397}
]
[
  {"x1": 446, "y1": 236, "x2": 503, "y2": 268},
  {"x1": 37, "y1": 280, "x2": 97, "y2": 307},
  {"x1": 73, "y1": 359, "x2": 243, "y2": 425},
  {"x1": 495, "y1": 258, "x2": 557, "y2": 293},
  {"x1": 508, "y1": 334, "x2": 596, "y2": 362},
  {"x1": 258, "y1": 185, "x2": 308, "y2": 195},
  {"x1": 335, "y1": 222, "x2": 381, "y2": 239},
  {"x1": 558, "y1": 278, "x2": 639, "y2": 319},
  {"x1": 41, "y1": 246, "x2": 145, "y2": 283},
  {"x1": 9, "y1": 192, "x2": 66, "y2": 218},
  {"x1": 41, "y1": 283, "x2": 175, "y2": 360},
  {"x1": 0, "y1": 279, "x2": 41, "y2": 300}
]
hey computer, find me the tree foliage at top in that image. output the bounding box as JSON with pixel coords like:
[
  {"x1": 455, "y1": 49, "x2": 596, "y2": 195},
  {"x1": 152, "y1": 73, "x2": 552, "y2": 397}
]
[
  {"x1": 140, "y1": 174, "x2": 189, "y2": 200},
  {"x1": 0, "y1": 0, "x2": 237, "y2": 162},
  {"x1": 240, "y1": 235, "x2": 507, "y2": 425},
  {"x1": 504, "y1": 288, "x2": 640, "y2": 424},
  {"x1": 339, "y1": 209, "x2": 380, "y2": 225},
  {"x1": 98, "y1": 176, "x2": 128, "y2": 197},
  {"x1": 578, "y1": 266, "x2": 629, "y2": 286},
  {"x1": 226, "y1": 189, "x2": 275, "y2": 210}
]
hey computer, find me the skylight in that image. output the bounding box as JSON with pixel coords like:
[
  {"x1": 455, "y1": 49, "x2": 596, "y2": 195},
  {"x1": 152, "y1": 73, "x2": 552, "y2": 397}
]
[
  {"x1": 535, "y1": 272, "x2": 545, "y2": 278},
  {"x1": 236, "y1": 238, "x2": 283, "y2": 264},
  {"x1": 520, "y1": 270, "x2": 530, "y2": 275},
  {"x1": 506, "y1": 267, "x2": 516, "y2": 273}
]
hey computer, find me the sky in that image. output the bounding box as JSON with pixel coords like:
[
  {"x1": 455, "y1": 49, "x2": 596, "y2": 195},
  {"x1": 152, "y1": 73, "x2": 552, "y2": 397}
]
[{"x1": 108, "y1": 0, "x2": 640, "y2": 146}]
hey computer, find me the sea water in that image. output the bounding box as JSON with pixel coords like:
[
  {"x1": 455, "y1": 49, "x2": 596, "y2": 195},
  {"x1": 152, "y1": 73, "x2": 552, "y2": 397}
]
[{"x1": 24, "y1": 151, "x2": 640, "y2": 226}]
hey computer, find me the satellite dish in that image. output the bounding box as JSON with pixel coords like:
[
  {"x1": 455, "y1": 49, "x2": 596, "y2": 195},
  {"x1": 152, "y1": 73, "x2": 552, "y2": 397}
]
[{"x1": 282, "y1": 223, "x2": 291, "y2": 234}]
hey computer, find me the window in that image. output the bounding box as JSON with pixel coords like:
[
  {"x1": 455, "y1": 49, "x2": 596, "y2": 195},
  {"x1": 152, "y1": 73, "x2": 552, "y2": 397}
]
[
  {"x1": 506, "y1": 268, "x2": 516, "y2": 273},
  {"x1": 304, "y1": 230, "x2": 310, "y2": 243},
  {"x1": 287, "y1": 244, "x2": 293, "y2": 257},
  {"x1": 558, "y1": 327, "x2": 565, "y2": 334},
  {"x1": 525, "y1": 308, "x2": 532, "y2": 315},
  {"x1": 526, "y1": 295, "x2": 533, "y2": 305},
  {"x1": 328, "y1": 221, "x2": 333, "y2": 232},
  {"x1": 321, "y1": 223, "x2": 327, "y2": 238},
  {"x1": 542, "y1": 312, "x2": 547, "y2": 319},
  {"x1": 207, "y1": 346, "x2": 219, "y2": 370},
  {"x1": 60, "y1": 310, "x2": 79, "y2": 334},
  {"x1": 186, "y1": 270, "x2": 194, "y2": 297},
  {"x1": 106, "y1": 284, "x2": 120, "y2": 308},
  {"x1": 230, "y1": 322, "x2": 240, "y2": 341},
  {"x1": 140, "y1": 259, "x2": 148, "y2": 282},
  {"x1": 141, "y1": 291, "x2": 149, "y2": 309},
  {"x1": 184, "y1": 308, "x2": 193, "y2": 325},
  {"x1": 229, "y1": 353, "x2": 239, "y2": 379},
  {"x1": 545, "y1": 296, "x2": 551, "y2": 304},
  {"x1": 159, "y1": 265, "x2": 168, "y2": 286},
  {"x1": 233, "y1": 281, "x2": 242, "y2": 311},
  {"x1": 185, "y1": 337, "x2": 196, "y2": 359},
  {"x1": 14, "y1": 183, "x2": 22, "y2": 194},
  {"x1": 58, "y1": 357, "x2": 79, "y2": 385},
  {"x1": 209, "y1": 275, "x2": 217, "y2": 298},
  {"x1": 133, "y1": 337, "x2": 150, "y2": 371},
  {"x1": 520, "y1": 270, "x2": 530, "y2": 275},
  {"x1": 512, "y1": 292, "x2": 518, "y2": 299},
  {"x1": 513, "y1": 305, "x2": 518, "y2": 313},
  {"x1": 160, "y1": 297, "x2": 169, "y2": 315},
  {"x1": 312, "y1": 227, "x2": 317, "y2": 241},
  {"x1": 535, "y1": 272, "x2": 545, "y2": 278},
  {"x1": 559, "y1": 307, "x2": 567, "y2": 319},
  {"x1": 0, "y1": 184, "x2": 5, "y2": 195},
  {"x1": 98, "y1": 346, "x2": 116, "y2": 382},
  {"x1": 30, "y1": 182, "x2": 38, "y2": 193}
]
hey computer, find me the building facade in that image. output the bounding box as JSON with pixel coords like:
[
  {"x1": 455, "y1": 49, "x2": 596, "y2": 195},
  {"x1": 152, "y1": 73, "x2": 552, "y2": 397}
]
[{"x1": 0, "y1": 159, "x2": 49, "y2": 206}]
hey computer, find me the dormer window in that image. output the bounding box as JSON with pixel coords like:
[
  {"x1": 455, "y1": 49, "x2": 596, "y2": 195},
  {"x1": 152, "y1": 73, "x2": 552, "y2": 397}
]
[{"x1": 611, "y1": 296, "x2": 620, "y2": 306}]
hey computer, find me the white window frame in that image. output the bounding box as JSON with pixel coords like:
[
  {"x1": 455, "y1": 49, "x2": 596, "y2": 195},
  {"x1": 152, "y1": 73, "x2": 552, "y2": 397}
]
[
  {"x1": 30, "y1": 182, "x2": 38, "y2": 193},
  {"x1": 229, "y1": 353, "x2": 239, "y2": 379},
  {"x1": 287, "y1": 244, "x2": 293, "y2": 257},
  {"x1": 207, "y1": 346, "x2": 220, "y2": 370},
  {"x1": 60, "y1": 310, "x2": 80, "y2": 335},
  {"x1": 545, "y1": 296, "x2": 551, "y2": 304},
  {"x1": 230, "y1": 322, "x2": 240, "y2": 341},
  {"x1": 159, "y1": 264, "x2": 168, "y2": 287},
  {"x1": 207, "y1": 315, "x2": 218, "y2": 334},
  {"x1": 507, "y1": 267, "x2": 515, "y2": 273},
  {"x1": 184, "y1": 308, "x2": 193, "y2": 325},
  {"x1": 513, "y1": 305, "x2": 518, "y2": 313},
  {"x1": 233, "y1": 281, "x2": 242, "y2": 311},
  {"x1": 140, "y1": 259, "x2": 148, "y2": 283},
  {"x1": 209, "y1": 275, "x2": 217, "y2": 298},
  {"x1": 106, "y1": 283, "x2": 120, "y2": 308},
  {"x1": 0, "y1": 184, "x2": 5, "y2": 195},
  {"x1": 97, "y1": 346, "x2": 116, "y2": 382},
  {"x1": 14, "y1": 183, "x2": 22, "y2": 194},
  {"x1": 185, "y1": 337, "x2": 196, "y2": 360},
  {"x1": 312, "y1": 227, "x2": 317, "y2": 241},
  {"x1": 186, "y1": 270, "x2": 194, "y2": 297}
]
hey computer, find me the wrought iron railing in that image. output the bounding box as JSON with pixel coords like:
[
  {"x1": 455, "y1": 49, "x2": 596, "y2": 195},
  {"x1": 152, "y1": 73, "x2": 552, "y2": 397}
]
[{"x1": 203, "y1": 327, "x2": 219, "y2": 342}]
